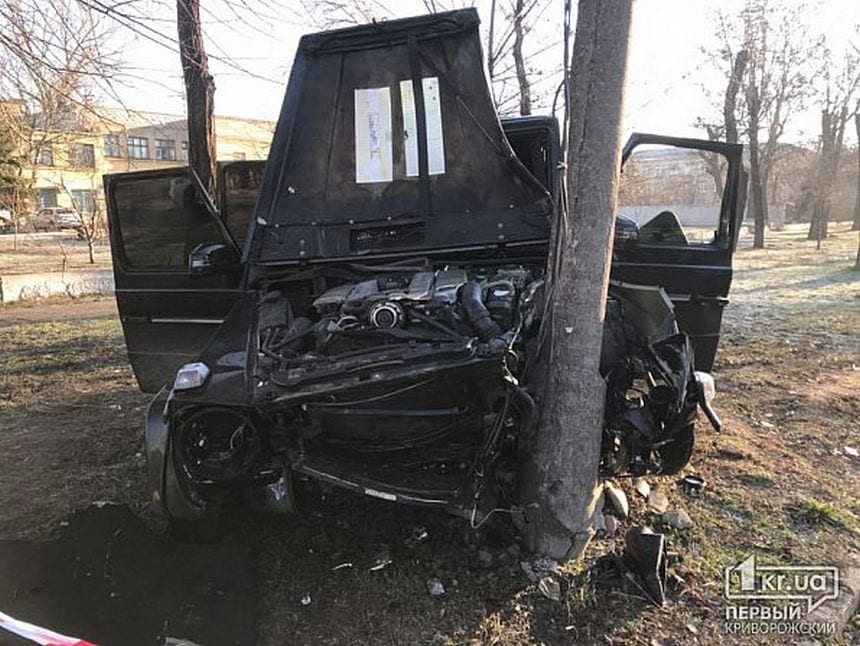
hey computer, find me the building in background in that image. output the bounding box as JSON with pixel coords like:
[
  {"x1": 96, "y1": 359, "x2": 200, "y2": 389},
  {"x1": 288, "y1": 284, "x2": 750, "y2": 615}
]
[{"x1": 4, "y1": 102, "x2": 273, "y2": 220}]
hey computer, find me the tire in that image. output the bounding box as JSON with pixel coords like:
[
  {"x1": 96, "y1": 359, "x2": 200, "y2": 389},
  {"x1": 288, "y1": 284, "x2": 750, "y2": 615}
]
[{"x1": 653, "y1": 423, "x2": 694, "y2": 475}]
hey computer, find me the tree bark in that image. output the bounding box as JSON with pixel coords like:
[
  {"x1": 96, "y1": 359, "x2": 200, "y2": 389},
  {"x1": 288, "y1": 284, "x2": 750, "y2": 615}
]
[
  {"x1": 744, "y1": 75, "x2": 767, "y2": 249},
  {"x1": 512, "y1": 0, "x2": 532, "y2": 116},
  {"x1": 724, "y1": 50, "x2": 748, "y2": 144},
  {"x1": 853, "y1": 110, "x2": 859, "y2": 231},
  {"x1": 808, "y1": 107, "x2": 847, "y2": 241},
  {"x1": 747, "y1": 92, "x2": 766, "y2": 249},
  {"x1": 519, "y1": 0, "x2": 632, "y2": 560},
  {"x1": 487, "y1": 0, "x2": 497, "y2": 83},
  {"x1": 177, "y1": 0, "x2": 217, "y2": 196},
  {"x1": 853, "y1": 232, "x2": 860, "y2": 271}
]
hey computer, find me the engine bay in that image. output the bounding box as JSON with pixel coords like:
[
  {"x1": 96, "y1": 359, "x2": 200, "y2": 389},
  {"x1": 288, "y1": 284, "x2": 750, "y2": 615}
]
[{"x1": 255, "y1": 262, "x2": 545, "y2": 370}]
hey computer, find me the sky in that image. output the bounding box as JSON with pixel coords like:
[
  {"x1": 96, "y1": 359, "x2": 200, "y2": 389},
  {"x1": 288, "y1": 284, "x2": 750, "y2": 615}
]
[{"x1": 105, "y1": 0, "x2": 859, "y2": 144}]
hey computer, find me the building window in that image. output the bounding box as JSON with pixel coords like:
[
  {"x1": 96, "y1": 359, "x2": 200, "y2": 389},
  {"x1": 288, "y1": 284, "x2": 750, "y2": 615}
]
[
  {"x1": 155, "y1": 138, "x2": 176, "y2": 161},
  {"x1": 232, "y1": 152, "x2": 246, "y2": 161},
  {"x1": 128, "y1": 136, "x2": 149, "y2": 159},
  {"x1": 104, "y1": 135, "x2": 121, "y2": 157},
  {"x1": 37, "y1": 146, "x2": 54, "y2": 166},
  {"x1": 71, "y1": 189, "x2": 96, "y2": 214},
  {"x1": 179, "y1": 141, "x2": 188, "y2": 161},
  {"x1": 68, "y1": 143, "x2": 95, "y2": 168},
  {"x1": 37, "y1": 188, "x2": 58, "y2": 208}
]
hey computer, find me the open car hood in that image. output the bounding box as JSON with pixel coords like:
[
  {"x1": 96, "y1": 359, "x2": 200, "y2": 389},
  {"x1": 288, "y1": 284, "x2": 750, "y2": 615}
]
[{"x1": 245, "y1": 8, "x2": 552, "y2": 265}]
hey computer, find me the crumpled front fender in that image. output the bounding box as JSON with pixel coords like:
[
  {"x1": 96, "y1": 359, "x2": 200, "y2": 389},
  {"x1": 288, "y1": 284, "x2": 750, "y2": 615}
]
[{"x1": 145, "y1": 387, "x2": 205, "y2": 521}]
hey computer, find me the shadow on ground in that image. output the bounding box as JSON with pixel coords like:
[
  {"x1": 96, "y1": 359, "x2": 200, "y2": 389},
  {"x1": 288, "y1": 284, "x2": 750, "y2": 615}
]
[{"x1": 0, "y1": 505, "x2": 257, "y2": 646}]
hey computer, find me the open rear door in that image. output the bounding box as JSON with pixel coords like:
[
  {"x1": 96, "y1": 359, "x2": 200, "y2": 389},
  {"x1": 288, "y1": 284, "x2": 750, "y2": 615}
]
[
  {"x1": 612, "y1": 133, "x2": 747, "y2": 371},
  {"x1": 105, "y1": 168, "x2": 245, "y2": 393}
]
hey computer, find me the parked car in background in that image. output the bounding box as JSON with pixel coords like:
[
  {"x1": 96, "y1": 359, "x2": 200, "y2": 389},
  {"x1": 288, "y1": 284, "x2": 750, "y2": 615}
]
[{"x1": 30, "y1": 207, "x2": 83, "y2": 232}]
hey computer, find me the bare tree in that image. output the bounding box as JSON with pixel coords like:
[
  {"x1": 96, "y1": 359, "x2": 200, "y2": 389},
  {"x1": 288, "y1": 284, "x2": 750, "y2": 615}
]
[
  {"x1": 0, "y1": 0, "x2": 118, "y2": 250},
  {"x1": 303, "y1": 0, "x2": 553, "y2": 117},
  {"x1": 696, "y1": 49, "x2": 748, "y2": 196},
  {"x1": 177, "y1": 0, "x2": 216, "y2": 195},
  {"x1": 854, "y1": 107, "x2": 860, "y2": 231},
  {"x1": 703, "y1": 1, "x2": 815, "y2": 248},
  {"x1": 485, "y1": 0, "x2": 555, "y2": 116},
  {"x1": 0, "y1": 115, "x2": 27, "y2": 218},
  {"x1": 804, "y1": 45, "x2": 860, "y2": 242},
  {"x1": 519, "y1": 0, "x2": 632, "y2": 560},
  {"x1": 511, "y1": 0, "x2": 531, "y2": 115},
  {"x1": 58, "y1": 177, "x2": 101, "y2": 264},
  {"x1": 853, "y1": 225, "x2": 860, "y2": 270},
  {"x1": 299, "y1": 0, "x2": 389, "y2": 27}
]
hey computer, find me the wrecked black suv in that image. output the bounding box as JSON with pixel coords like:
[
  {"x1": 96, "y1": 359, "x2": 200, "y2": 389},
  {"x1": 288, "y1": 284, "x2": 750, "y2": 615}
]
[{"x1": 106, "y1": 10, "x2": 745, "y2": 535}]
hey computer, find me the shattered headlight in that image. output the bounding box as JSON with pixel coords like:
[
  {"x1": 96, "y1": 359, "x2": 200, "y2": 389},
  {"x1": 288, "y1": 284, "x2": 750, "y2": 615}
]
[
  {"x1": 694, "y1": 371, "x2": 715, "y2": 405},
  {"x1": 174, "y1": 362, "x2": 210, "y2": 391}
]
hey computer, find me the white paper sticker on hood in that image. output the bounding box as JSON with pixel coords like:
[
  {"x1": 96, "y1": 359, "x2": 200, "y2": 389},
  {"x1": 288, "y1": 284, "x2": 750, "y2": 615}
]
[
  {"x1": 355, "y1": 87, "x2": 393, "y2": 184},
  {"x1": 400, "y1": 77, "x2": 445, "y2": 178}
]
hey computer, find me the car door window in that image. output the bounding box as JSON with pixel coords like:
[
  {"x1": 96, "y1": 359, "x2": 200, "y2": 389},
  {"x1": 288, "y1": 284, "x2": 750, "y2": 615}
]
[
  {"x1": 112, "y1": 172, "x2": 227, "y2": 270},
  {"x1": 220, "y1": 162, "x2": 264, "y2": 247},
  {"x1": 617, "y1": 144, "x2": 728, "y2": 245}
]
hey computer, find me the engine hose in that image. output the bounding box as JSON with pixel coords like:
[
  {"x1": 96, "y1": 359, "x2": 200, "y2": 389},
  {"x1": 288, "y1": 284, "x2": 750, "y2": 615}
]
[
  {"x1": 459, "y1": 281, "x2": 502, "y2": 341},
  {"x1": 511, "y1": 386, "x2": 536, "y2": 420}
]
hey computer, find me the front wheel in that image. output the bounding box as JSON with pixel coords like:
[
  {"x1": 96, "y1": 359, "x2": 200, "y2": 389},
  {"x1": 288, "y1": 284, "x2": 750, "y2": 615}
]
[{"x1": 651, "y1": 424, "x2": 695, "y2": 475}]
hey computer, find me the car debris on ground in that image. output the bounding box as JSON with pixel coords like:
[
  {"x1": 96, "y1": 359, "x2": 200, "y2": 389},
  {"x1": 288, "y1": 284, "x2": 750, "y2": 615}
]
[{"x1": 426, "y1": 578, "x2": 445, "y2": 597}]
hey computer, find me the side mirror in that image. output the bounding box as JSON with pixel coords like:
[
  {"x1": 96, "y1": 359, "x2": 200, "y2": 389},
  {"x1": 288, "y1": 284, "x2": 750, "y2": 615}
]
[
  {"x1": 188, "y1": 242, "x2": 238, "y2": 276},
  {"x1": 614, "y1": 214, "x2": 639, "y2": 246}
]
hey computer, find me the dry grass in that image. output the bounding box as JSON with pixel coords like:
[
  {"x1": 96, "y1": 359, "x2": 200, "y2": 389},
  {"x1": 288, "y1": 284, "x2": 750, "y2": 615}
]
[
  {"x1": 0, "y1": 222, "x2": 857, "y2": 644},
  {"x1": 0, "y1": 231, "x2": 113, "y2": 275}
]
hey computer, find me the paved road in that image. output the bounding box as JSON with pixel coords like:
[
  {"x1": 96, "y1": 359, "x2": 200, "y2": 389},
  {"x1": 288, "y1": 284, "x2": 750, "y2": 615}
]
[{"x1": 0, "y1": 296, "x2": 116, "y2": 324}]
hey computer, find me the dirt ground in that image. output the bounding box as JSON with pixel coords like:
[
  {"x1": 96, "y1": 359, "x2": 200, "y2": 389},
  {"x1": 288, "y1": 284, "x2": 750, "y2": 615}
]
[{"x1": 0, "y1": 223, "x2": 857, "y2": 645}]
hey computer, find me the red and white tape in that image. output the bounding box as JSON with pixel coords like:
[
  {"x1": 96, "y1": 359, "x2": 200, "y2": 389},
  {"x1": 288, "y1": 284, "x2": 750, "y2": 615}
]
[{"x1": 0, "y1": 610, "x2": 96, "y2": 646}]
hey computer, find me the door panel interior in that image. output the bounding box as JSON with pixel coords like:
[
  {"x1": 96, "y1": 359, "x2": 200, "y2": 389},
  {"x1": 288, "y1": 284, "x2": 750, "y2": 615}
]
[{"x1": 612, "y1": 133, "x2": 747, "y2": 370}]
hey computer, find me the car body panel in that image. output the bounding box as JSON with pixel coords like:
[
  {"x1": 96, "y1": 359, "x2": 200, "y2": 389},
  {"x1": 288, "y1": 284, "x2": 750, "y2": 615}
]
[{"x1": 243, "y1": 9, "x2": 551, "y2": 269}]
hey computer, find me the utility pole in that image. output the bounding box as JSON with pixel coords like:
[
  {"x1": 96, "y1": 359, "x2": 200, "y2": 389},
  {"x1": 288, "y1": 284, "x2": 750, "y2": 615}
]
[
  {"x1": 519, "y1": 0, "x2": 633, "y2": 560},
  {"x1": 177, "y1": 0, "x2": 217, "y2": 196}
]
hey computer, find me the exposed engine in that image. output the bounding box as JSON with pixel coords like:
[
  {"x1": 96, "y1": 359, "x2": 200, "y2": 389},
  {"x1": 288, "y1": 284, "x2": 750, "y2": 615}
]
[
  {"x1": 169, "y1": 263, "x2": 704, "y2": 520},
  {"x1": 255, "y1": 264, "x2": 543, "y2": 366}
]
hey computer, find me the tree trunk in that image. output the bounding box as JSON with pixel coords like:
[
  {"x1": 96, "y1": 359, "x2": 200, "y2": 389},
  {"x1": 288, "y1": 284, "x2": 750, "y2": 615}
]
[
  {"x1": 177, "y1": 0, "x2": 217, "y2": 196},
  {"x1": 747, "y1": 87, "x2": 765, "y2": 249},
  {"x1": 512, "y1": 0, "x2": 532, "y2": 116},
  {"x1": 519, "y1": 0, "x2": 632, "y2": 561},
  {"x1": 807, "y1": 107, "x2": 847, "y2": 241},
  {"x1": 853, "y1": 232, "x2": 860, "y2": 271},
  {"x1": 748, "y1": 139, "x2": 766, "y2": 249},
  {"x1": 487, "y1": 0, "x2": 497, "y2": 83},
  {"x1": 853, "y1": 111, "x2": 859, "y2": 231},
  {"x1": 724, "y1": 50, "x2": 748, "y2": 144}
]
